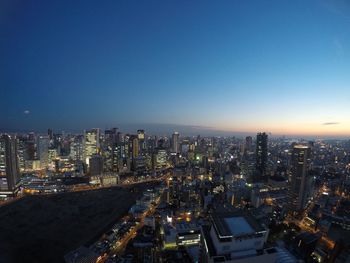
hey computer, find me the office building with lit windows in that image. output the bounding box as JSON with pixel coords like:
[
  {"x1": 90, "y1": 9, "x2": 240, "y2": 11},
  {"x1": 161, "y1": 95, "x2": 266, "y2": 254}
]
[
  {"x1": 131, "y1": 135, "x2": 139, "y2": 160},
  {"x1": 0, "y1": 135, "x2": 21, "y2": 197},
  {"x1": 102, "y1": 128, "x2": 118, "y2": 172},
  {"x1": 89, "y1": 154, "x2": 103, "y2": 176},
  {"x1": 70, "y1": 135, "x2": 84, "y2": 161},
  {"x1": 137, "y1": 129, "x2": 146, "y2": 153},
  {"x1": 84, "y1": 129, "x2": 100, "y2": 166},
  {"x1": 155, "y1": 148, "x2": 167, "y2": 168},
  {"x1": 171, "y1": 132, "x2": 180, "y2": 154},
  {"x1": 38, "y1": 135, "x2": 49, "y2": 169},
  {"x1": 256, "y1": 132, "x2": 268, "y2": 181},
  {"x1": 289, "y1": 145, "x2": 312, "y2": 212}
]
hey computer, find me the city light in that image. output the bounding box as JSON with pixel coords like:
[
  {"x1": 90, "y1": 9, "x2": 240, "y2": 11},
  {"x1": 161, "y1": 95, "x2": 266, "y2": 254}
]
[{"x1": 1, "y1": 1, "x2": 349, "y2": 262}]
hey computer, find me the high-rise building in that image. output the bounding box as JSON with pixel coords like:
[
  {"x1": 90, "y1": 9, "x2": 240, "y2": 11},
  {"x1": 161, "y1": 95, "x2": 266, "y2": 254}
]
[
  {"x1": 25, "y1": 133, "x2": 36, "y2": 160},
  {"x1": 38, "y1": 136, "x2": 49, "y2": 169},
  {"x1": 181, "y1": 139, "x2": 189, "y2": 154},
  {"x1": 128, "y1": 135, "x2": 139, "y2": 171},
  {"x1": 48, "y1": 148, "x2": 58, "y2": 168},
  {"x1": 16, "y1": 136, "x2": 26, "y2": 171},
  {"x1": 137, "y1": 129, "x2": 146, "y2": 153},
  {"x1": 171, "y1": 132, "x2": 180, "y2": 154},
  {"x1": 137, "y1": 129, "x2": 145, "y2": 141},
  {"x1": 256, "y1": 132, "x2": 268, "y2": 181},
  {"x1": 70, "y1": 135, "x2": 84, "y2": 161},
  {"x1": 48, "y1": 128, "x2": 53, "y2": 140},
  {"x1": 103, "y1": 128, "x2": 118, "y2": 172},
  {"x1": 0, "y1": 135, "x2": 21, "y2": 196},
  {"x1": 245, "y1": 136, "x2": 253, "y2": 152},
  {"x1": 84, "y1": 129, "x2": 100, "y2": 166},
  {"x1": 121, "y1": 134, "x2": 129, "y2": 159},
  {"x1": 89, "y1": 154, "x2": 103, "y2": 176},
  {"x1": 131, "y1": 136, "x2": 139, "y2": 159},
  {"x1": 155, "y1": 148, "x2": 167, "y2": 168},
  {"x1": 60, "y1": 137, "x2": 71, "y2": 156},
  {"x1": 289, "y1": 145, "x2": 312, "y2": 211}
]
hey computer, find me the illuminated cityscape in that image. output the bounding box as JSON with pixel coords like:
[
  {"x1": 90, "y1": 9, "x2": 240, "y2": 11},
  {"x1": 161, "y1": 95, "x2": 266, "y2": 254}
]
[
  {"x1": 1, "y1": 1, "x2": 350, "y2": 263},
  {"x1": 1, "y1": 129, "x2": 350, "y2": 262}
]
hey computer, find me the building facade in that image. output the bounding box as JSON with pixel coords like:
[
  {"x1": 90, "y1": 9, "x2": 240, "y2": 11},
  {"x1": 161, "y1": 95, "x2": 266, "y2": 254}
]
[
  {"x1": 0, "y1": 135, "x2": 21, "y2": 197},
  {"x1": 289, "y1": 145, "x2": 312, "y2": 212},
  {"x1": 256, "y1": 132, "x2": 268, "y2": 181}
]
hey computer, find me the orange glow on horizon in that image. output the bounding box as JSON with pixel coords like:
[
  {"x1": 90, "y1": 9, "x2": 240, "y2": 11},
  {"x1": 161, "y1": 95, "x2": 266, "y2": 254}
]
[{"x1": 211, "y1": 122, "x2": 350, "y2": 137}]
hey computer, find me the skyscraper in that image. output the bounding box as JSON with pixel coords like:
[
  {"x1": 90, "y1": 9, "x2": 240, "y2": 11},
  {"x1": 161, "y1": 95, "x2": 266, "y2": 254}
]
[
  {"x1": 16, "y1": 136, "x2": 26, "y2": 172},
  {"x1": 70, "y1": 135, "x2": 84, "y2": 161},
  {"x1": 256, "y1": 132, "x2": 268, "y2": 181},
  {"x1": 137, "y1": 129, "x2": 145, "y2": 141},
  {"x1": 25, "y1": 133, "x2": 36, "y2": 160},
  {"x1": 131, "y1": 136, "x2": 139, "y2": 159},
  {"x1": 38, "y1": 136, "x2": 49, "y2": 169},
  {"x1": 84, "y1": 129, "x2": 100, "y2": 166},
  {"x1": 89, "y1": 154, "x2": 103, "y2": 176},
  {"x1": 137, "y1": 129, "x2": 146, "y2": 153},
  {"x1": 289, "y1": 145, "x2": 312, "y2": 211},
  {"x1": 48, "y1": 128, "x2": 53, "y2": 140},
  {"x1": 128, "y1": 135, "x2": 139, "y2": 171},
  {"x1": 171, "y1": 132, "x2": 179, "y2": 154},
  {"x1": 245, "y1": 136, "x2": 253, "y2": 152},
  {"x1": 103, "y1": 128, "x2": 118, "y2": 172},
  {"x1": 0, "y1": 135, "x2": 21, "y2": 196},
  {"x1": 155, "y1": 148, "x2": 167, "y2": 168}
]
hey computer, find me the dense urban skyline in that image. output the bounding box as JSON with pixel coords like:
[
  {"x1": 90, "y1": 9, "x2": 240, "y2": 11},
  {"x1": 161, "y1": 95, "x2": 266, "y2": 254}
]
[
  {"x1": 2, "y1": 2, "x2": 350, "y2": 262},
  {"x1": 2, "y1": 0, "x2": 350, "y2": 136}
]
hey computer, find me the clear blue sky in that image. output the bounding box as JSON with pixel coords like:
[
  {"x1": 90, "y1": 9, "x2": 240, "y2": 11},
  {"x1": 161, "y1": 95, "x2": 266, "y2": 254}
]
[{"x1": 1, "y1": 0, "x2": 350, "y2": 136}]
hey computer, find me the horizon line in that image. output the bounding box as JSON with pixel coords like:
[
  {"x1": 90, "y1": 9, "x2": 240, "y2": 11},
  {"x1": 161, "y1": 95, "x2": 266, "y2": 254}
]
[{"x1": 1, "y1": 123, "x2": 349, "y2": 139}]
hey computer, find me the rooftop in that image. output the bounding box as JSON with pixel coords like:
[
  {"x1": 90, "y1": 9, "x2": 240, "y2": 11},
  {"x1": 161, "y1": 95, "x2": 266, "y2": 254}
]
[
  {"x1": 211, "y1": 208, "x2": 265, "y2": 238},
  {"x1": 224, "y1": 217, "x2": 254, "y2": 236}
]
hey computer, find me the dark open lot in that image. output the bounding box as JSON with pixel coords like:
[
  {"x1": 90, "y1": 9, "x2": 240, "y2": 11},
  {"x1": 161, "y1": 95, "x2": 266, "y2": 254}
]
[{"x1": 0, "y1": 184, "x2": 153, "y2": 263}]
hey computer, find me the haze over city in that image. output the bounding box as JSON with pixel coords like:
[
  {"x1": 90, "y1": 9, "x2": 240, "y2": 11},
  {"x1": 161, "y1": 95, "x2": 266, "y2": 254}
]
[{"x1": 2, "y1": 0, "x2": 350, "y2": 136}]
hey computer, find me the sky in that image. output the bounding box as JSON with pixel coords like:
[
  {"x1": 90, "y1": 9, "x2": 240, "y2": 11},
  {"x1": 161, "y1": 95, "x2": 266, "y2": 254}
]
[{"x1": 1, "y1": 0, "x2": 350, "y2": 136}]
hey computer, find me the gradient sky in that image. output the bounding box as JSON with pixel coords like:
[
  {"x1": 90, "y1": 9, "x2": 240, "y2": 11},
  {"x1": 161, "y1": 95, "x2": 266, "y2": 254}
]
[{"x1": 1, "y1": 0, "x2": 350, "y2": 136}]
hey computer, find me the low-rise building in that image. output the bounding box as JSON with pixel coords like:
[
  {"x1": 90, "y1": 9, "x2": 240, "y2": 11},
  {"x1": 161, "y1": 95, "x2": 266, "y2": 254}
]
[{"x1": 200, "y1": 209, "x2": 277, "y2": 263}]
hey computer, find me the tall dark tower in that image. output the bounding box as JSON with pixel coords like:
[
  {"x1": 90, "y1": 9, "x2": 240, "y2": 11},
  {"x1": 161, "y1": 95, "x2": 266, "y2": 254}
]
[
  {"x1": 245, "y1": 136, "x2": 253, "y2": 152},
  {"x1": 103, "y1": 128, "x2": 118, "y2": 172},
  {"x1": 289, "y1": 145, "x2": 312, "y2": 212},
  {"x1": 137, "y1": 129, "x2": 145, "y2": 154},
  {"x1": 256, "y1": 132, "x2": 268, "y2": 181},
  {"x1": 0, "y1": 135, "x2": 21, "y2": 196},
  {"x1": 47, "y1": 128, "x2": 53, "y2": 140},
  {"x1": 171, "y1": 132, "x2": 180, "y2": 154}
]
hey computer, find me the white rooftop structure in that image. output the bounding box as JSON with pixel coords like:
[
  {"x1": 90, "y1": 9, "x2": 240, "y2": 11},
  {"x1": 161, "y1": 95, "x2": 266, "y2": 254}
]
[{"x1": 224, "y1": 217, "x2": 254, "y2": 236}]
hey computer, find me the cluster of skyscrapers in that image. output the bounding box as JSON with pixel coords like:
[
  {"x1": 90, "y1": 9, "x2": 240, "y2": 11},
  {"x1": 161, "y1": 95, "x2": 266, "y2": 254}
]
[
  {"x1": 0, "y1": 128, "x2": 186, "y2": 196},
  {"x1": 2, "y1": 127, "x2": 350, "y2": 262},
  {"x1": 0, "y1": 129, "x2": 315, "y2": 213}
]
